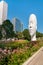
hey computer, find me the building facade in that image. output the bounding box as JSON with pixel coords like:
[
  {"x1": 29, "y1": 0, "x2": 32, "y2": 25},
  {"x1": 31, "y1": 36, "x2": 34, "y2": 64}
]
[
  {"x1": 12, "y1": 18, "x2": 23, "y2": 33},
  {"x1": 0, "y1": 0, "x2": 8, "y2": 25}
]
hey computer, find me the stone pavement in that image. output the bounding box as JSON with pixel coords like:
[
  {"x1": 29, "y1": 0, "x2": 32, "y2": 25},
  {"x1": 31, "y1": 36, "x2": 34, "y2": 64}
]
[
  {"x1": 27, "y1": 47, "x2": 43, "y2": 65},
  {"x1": 23, "y1": 47, "x2": 43, "y2": 65}
]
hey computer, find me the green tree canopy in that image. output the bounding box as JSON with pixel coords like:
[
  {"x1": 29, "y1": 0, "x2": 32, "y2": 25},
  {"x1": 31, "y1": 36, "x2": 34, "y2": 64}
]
[
  {"x1": 0, "y1": 25, "x2": 2, "y2": 39},
  {"x1": 36, "y1": 31, "x2": 43, "y2": 38},
  {"x1": 16, "y1": 32, "x2": 24, "y2": 39},
  {"x1": 23, "y1": 29, "x2": 31, "y2": 40},
  {"x1": 2, "y1": 20, "x2": 15, "y2": 38}
]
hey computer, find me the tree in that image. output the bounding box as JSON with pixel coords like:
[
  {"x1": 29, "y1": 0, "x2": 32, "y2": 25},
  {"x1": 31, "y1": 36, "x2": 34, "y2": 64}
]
[
  {"x1": 2, "y1": 20, "x2": 15, "y2": 38},
  {"x1": 36, "y1": 31, "x2": 43, "y2": 38},
  {"x1": 23, "y1": 29, "x2": 31, "y2": 40},
  {"x1": 0, "y1": 31, "x2": 2, "y2": 40},
  {"x1": 16, "y1": 32, "x2": 24, "y2": 39},
  {"x1": 0, "y1": 25, "x2": 2, "y2": 39}
]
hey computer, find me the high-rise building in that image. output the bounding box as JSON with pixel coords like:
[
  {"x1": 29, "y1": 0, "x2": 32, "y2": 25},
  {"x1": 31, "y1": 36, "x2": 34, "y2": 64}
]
[
  {"x1": 20, "y1": 22, "x2": 23, "y2": 32},
  {"x1": 0, "y1": 0, "x2": 8, "y2": 25},
  {"x1": 12, "y1": 18, "x2": 23, "y2": 33}
]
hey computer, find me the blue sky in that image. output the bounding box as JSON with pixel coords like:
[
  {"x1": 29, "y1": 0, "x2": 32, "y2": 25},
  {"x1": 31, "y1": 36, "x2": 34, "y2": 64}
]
[{"x1": 0, "y1": 0, "x2": 43, "y2": 33}]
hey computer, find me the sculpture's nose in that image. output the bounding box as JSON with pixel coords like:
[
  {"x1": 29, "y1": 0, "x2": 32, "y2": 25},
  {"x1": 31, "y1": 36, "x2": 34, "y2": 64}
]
[{"x1": 30, "y1": 26, "x2": 32, "y2": 28}]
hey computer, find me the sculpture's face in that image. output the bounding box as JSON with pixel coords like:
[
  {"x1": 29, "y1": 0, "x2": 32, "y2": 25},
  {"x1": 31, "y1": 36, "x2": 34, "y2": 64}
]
[{"x1": 29, "y1": 14, "x2": 37, "y2": 36}]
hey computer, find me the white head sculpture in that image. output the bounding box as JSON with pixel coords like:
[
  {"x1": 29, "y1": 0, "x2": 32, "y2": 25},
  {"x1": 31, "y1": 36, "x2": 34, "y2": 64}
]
[{"x1": 29, "y1": 14, "x2": 37, "y2": 41}]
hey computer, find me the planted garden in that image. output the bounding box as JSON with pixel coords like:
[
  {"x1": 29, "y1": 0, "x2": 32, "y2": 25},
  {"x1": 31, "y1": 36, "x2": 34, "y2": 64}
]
[{"x1": 0, "y1": 39, "x2": 43, "y2": 65}]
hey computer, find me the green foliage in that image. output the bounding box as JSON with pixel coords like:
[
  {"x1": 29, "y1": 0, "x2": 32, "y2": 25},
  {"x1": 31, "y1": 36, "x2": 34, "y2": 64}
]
[
  {"x1": 16, "y1": 32, "x2": 24, "y2": 39},
  {"x1": 2, "y1": 20, "x2": 15, "y2": 38},
  {"x1": 23, "y1": 29, "x2": 31, "y2": 40},
  {"x1": 36, "y1": 31, "x2": 43, "y2": 38},
  {"x1": 22, "y1": 29, "x2": 43, "y2": 41},
  {"x1": 0, "y1": 26, "x2": 2, "y2": 39},
  {"x1": 0, "y1": 30, "x2": 2, "y2": 40},
  {"x1": 31, "y1": 46, "x2": 39, "y2": 52},
  {"x1": 12, "y1": 50, "x2": 31, "y2": 65},
  {"x1": 0, "y1": 53, "x2": 10, "y2": 65},
  {"x1": 0, "y1": 40, "x2": 29, "y2": 49},
  {"x1": 0, "y1": 40, "x2": 43, "y2": 65}
]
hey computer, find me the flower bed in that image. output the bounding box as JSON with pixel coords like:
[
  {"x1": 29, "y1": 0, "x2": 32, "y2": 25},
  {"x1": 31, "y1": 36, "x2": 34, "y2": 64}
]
[{"x1": 0, "y1": 40, "x2": 43, "y2": 65}]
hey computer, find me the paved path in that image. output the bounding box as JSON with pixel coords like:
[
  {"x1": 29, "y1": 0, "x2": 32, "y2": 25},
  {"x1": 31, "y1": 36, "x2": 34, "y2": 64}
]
[{"x1": 27, "y1": 48, "x2": 43, "y2": 65}]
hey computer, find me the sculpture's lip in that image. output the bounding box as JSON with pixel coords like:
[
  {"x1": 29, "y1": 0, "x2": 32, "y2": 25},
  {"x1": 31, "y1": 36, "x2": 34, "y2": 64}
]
[{"x1": 29, "y1": 28, "x2": 33, "y2": 31}]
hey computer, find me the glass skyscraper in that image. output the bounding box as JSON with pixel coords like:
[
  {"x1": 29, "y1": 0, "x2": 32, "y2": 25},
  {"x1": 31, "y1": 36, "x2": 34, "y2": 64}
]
[{"x1": 12, "y1": 18, "x2": 23, "y2": 33}]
